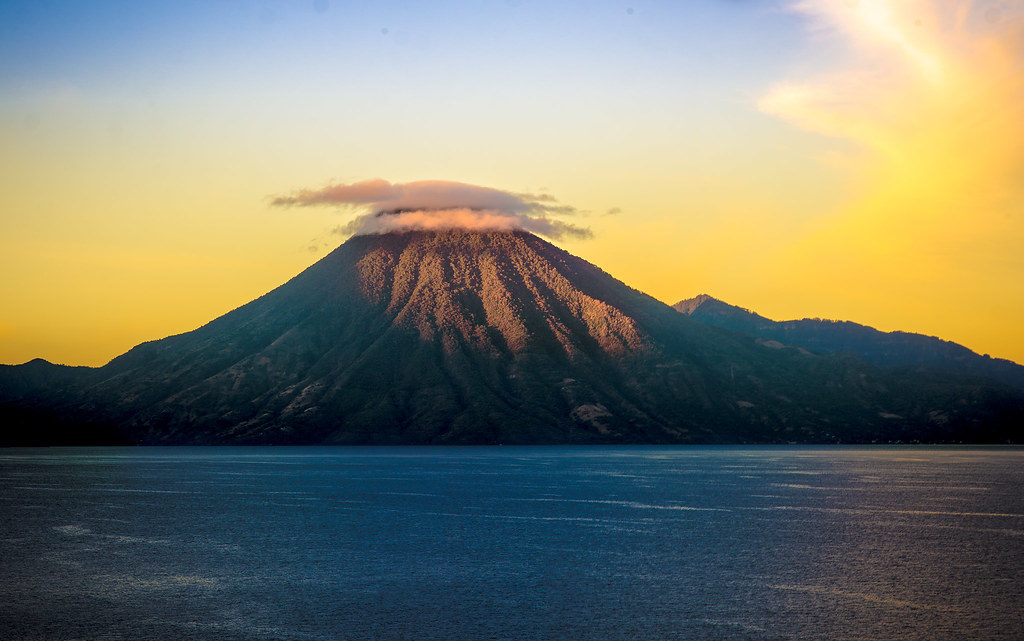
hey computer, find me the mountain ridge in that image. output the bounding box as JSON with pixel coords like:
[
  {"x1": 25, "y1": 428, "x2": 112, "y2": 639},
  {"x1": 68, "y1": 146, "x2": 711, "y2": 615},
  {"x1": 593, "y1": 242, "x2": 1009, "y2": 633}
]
[
  {"x1": 674, "y1": 294, "x2": 1024, "y2": 390},
  {"x1": 2, "y1": 231, "x2": 1023, "y2": 445}
]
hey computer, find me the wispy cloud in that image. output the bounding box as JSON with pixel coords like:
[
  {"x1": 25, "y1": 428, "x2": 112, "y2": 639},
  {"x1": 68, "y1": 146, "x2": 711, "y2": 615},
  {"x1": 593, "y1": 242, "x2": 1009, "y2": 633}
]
[
  {"x1": 759, "y1": 0, "x2": 1024, "y2": 194},
  {"x1": 753, "y1": 0, "x2": 1024, "y2": 356},
  {"x1": 272, "y1": 178, "x2": 590, "y2": 240}
]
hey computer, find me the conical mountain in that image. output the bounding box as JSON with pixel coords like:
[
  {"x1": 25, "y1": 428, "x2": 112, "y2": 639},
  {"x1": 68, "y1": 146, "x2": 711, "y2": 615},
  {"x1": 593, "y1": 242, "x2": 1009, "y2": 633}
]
[{"x1": 3, "y1": 230, "x2": 1023, "y2": 444}]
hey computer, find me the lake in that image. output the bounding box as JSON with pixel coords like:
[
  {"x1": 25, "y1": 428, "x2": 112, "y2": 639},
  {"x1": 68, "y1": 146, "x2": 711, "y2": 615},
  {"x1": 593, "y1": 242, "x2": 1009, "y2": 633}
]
[{"x1": 1, "y1": 446, "x2": 1021, "y2": 640}]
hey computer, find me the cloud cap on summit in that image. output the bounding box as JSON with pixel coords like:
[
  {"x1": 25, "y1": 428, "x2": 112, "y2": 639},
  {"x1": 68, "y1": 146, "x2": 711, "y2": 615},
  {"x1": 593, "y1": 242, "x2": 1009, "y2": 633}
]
[{"x1": 272, "y1": 178, "x2": 590, "y2": 240}]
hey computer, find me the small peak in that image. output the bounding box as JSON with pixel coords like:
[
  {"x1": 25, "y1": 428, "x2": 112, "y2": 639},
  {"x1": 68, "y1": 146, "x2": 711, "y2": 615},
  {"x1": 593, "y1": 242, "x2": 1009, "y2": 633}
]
[{"x1": 673, "y1": 294, "x2": 721, "y2": 315}]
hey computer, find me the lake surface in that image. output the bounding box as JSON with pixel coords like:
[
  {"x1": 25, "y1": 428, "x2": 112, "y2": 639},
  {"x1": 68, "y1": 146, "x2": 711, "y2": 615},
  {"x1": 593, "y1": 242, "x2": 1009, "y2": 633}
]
[{"x1": 1, "y1": 446, "x2": 1021, "y2": 640}]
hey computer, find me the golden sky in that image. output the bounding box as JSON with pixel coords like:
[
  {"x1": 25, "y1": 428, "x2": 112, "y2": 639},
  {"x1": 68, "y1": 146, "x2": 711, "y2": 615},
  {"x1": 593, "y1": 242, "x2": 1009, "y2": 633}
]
[{"x1": 1, "y1": 0, "x2": 1022, "y2": 366}]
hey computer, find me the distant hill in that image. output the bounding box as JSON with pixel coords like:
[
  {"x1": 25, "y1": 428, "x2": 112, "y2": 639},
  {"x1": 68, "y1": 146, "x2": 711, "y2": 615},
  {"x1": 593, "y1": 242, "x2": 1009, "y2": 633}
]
[
  {"x1": 674, "y1": 294, "x2": 1024, "y2": 390},
  {"x1": 2, "y1": 231, "x2": 1023, "y2": 445}
]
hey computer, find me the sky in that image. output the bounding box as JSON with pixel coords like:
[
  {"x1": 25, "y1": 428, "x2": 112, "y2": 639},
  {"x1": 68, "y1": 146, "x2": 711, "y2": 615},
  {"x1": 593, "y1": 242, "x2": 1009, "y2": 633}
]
[{"x1": 1, "y1": 0, "x2": 1022, "y2": 366}]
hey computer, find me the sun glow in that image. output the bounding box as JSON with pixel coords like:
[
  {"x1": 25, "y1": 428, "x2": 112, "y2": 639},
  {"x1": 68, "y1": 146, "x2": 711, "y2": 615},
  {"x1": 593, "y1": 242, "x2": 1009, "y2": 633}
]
[
  {"x1": 756, "y1": 0, "x2": 1024, "y2": 358},
  {"x1": 1, "y1": 1, "x2": 1022, "y2": 365}
]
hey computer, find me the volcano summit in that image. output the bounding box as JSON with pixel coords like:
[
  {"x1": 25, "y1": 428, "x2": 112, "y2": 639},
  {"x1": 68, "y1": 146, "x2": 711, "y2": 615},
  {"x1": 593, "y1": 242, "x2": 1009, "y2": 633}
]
[{"x1": 2, "y1": 230, "x2": 1022, "y2": 445}]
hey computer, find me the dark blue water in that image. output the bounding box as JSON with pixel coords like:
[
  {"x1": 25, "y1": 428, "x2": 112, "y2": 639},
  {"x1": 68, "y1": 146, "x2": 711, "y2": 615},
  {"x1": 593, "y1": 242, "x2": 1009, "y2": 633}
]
[{"x1": 1, "y1": 446, "x2": 1021, "y2": 640}]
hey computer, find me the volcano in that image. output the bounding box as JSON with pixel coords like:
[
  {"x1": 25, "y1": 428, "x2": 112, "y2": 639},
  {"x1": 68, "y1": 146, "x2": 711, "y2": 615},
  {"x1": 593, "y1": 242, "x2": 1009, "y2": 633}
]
[{"x1": 2, "y1": 230, "x2": 1023, "y2": 444}]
